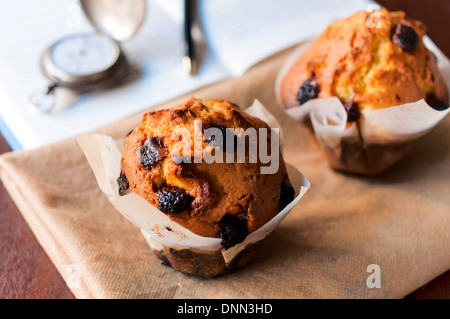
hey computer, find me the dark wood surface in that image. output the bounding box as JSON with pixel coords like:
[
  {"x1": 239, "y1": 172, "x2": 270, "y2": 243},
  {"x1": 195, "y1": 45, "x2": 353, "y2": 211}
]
[
  {"x1": 0, "y1": 0, "x2": 449, "y2": 299},
  {"x1": 0, "y1": 133, "x2": 75, "y2": 299}
]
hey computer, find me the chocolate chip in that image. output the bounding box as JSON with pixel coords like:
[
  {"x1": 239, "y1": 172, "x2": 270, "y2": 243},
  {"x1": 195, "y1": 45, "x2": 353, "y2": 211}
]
[
  {"x1": 297, "y1": 75, "x2": 320, "y2": 105},
  {"x1": 218, "y1": 215, "x2": 248, "y2": 250},
  {"x1": 140, "y1": 137, "x2": 167, "y2": 169},
  {"x1": 344, "y1": 101, "x2": 361, "y2": 122},
  {"x1": 157, "y1": 185, "x2": 193, "y2": 214},
  {"x1": 426, "y1": 94, "x2": 449, "y2": 111},
  {"x1": 280, "y1": 181, "x2": 295, "y2": 211},
  {"x1": 204, "y1": 125, "x2": 225, "y2": 144},
  {"x1": 392, "y1": 24, "x2": 419, "y2": 52},
  {"x1": 204, "y1": 125, "x2": 235, "y2": 152},
  {"x1": 117, "y1": 171, "x2": 129, "y2": 196}
]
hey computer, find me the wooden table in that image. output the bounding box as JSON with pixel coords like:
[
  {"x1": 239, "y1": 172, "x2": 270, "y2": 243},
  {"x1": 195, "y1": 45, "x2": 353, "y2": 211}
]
[{"x1": 1, "y1": 0, "x2": 449, "y2": 299}]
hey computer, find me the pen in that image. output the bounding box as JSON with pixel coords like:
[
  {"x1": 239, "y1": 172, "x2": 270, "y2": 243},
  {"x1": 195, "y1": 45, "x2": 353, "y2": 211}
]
[{"x1": 183, "y1": 0, "x2": 197, "y2": 75}]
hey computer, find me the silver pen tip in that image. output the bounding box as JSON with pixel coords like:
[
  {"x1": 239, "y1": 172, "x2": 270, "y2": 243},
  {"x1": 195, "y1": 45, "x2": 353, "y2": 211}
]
[{"x1": 182, "y1": 56, "x2": 193, "y2": 75}]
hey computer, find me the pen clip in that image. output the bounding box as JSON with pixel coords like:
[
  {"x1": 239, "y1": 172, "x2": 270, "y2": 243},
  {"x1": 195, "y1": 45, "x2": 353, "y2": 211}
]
[{"x1": 183, "y1": 0, "x2": 199, "y2": 76}]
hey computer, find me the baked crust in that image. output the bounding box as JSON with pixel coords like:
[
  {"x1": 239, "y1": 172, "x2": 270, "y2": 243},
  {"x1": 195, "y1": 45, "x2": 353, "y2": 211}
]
[
  {"x1": 280, "y1": 9, "x2": 449, "y2": 110},
  {"x1": 120, "y1": 97, "x2": 292, "y2": 238}
]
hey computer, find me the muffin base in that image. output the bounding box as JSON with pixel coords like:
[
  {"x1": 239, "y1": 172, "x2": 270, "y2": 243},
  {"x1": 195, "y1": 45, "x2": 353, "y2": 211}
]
[
  {"x1": 323, "y1": 137, "x2": 414, "y2": 176},
  {"x1": 152, "y1": 242, "x2": 262, "y2": 278},
  {"x1": 303, "y1": 121, "x2": 414, "y2": 176}
]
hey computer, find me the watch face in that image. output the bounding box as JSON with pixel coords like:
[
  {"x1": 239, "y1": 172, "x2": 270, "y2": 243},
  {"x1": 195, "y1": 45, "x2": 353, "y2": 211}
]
[{"x1": 50, "y1": 33, "x2": 120, "y2": 76}]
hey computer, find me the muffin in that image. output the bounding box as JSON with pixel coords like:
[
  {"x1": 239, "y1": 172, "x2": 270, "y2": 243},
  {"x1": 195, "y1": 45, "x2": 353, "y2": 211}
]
[
  {"x1": 279, "y1": 9, "x2": 449, "y2": 175},
  {"x1": 118, "y1": 97, "x2": 295, "y2": 277}
]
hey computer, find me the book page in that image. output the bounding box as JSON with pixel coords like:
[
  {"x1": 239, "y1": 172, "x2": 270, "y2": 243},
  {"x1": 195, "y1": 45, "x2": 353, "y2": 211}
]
[{"x1": 154, "y1": 0, "x2": 374, "y2": 76}]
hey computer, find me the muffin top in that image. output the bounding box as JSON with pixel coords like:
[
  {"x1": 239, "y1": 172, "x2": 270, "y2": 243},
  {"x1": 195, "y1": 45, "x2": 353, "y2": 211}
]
[
  {"x1": 280, "y1": 9, "x2": 449, "y2": 114},
  {"x1": 119, "y1": 98, "x2": 293, "y2": 244}
]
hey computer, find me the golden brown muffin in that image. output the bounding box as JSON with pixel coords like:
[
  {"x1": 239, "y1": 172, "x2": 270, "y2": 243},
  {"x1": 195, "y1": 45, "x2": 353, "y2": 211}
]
[
  {"x1": 280, "y1": 9, "x2": 449, "y2": 111},
  {"x1": 118, "y1": 98, "x2": 294, "y2": 271},
  {"x1": 279, "y1": 9, "x2": 449, "y2": 175}
]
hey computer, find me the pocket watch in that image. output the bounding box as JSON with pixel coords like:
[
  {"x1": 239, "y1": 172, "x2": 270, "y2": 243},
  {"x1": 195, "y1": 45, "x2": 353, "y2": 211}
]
[{"x1": 28, "y1": 0, "x2": 146, "y2": 114}]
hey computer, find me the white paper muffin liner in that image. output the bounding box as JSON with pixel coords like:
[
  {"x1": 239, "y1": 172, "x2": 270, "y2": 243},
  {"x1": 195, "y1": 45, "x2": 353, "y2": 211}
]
[{"x1": 77, "y1": 100, "x2": 310, "y2": 265}]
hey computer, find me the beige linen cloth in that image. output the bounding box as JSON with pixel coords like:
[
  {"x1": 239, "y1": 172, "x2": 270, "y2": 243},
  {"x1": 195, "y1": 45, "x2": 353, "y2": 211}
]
[{"x1": 0, "y1": 48, "x2": 449, "y2": 299}]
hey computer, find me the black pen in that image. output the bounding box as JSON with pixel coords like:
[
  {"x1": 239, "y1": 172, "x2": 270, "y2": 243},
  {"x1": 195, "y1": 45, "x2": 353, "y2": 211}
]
[{"x1": 183, "y1": 0, "x2": 197, "y2": 75}]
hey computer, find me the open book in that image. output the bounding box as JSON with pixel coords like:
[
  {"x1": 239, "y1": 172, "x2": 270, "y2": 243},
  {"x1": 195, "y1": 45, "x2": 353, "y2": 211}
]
[{"x1": 0, "y1": 0, "x2": 371, "y2": 150}]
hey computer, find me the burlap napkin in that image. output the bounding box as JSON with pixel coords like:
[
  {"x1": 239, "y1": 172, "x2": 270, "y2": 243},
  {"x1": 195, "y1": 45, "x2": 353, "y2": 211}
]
[{"x1": 1, "y1": 47, "x2": 449, "y2": 299}]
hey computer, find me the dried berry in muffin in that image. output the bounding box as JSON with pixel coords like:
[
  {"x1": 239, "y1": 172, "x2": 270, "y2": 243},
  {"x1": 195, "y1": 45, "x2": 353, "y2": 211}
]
[
  {"x1": 426, "y1": 94, "x2": 450, "y2": 111},
  {"x1": 157, "y1": 185, "x2": 193, "y2": 214},
  {"x1": 203, "y1": 125, "x2": 236, "y2": 152},
  {"x1": 204, "y1": 125, "x2": 226, "y2": 147},
  {"x1": 392, "y1": 24, "x2": 419, "y2": 52},
  {"x1": 140, "y1": 137, "x2": 167, "y2": 169},
  {"x1": 344, "y1": 101, "x2": 361, "y2": 122},
  {"x1": 279, "y1": 181, "x2": 295, "y2": 211},
  {"x1": 117, "y1": 171, "x2": 129, "y2": 196},
  {"x1": 218, "y1": 215, "x2": 248, "y2": 250},
  {"x1": 297, "y1": 75, "x2": 321, "y2": 105}
]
